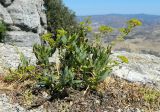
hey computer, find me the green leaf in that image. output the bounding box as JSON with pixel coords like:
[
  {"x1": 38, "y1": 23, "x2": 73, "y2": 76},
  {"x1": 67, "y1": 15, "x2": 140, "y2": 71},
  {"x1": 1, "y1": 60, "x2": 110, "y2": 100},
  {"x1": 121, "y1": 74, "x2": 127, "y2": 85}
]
[
  {"x1": 117, "y1": 55, "x2": 129, "y2": 63},
  {"x1": 73, "y1": 80, "x2": 83, "y2": 84},
  {"x1": 98, "y1": 70, "x2": 111, "y2": 82},
  {"x1": 61, "y1": 36, "x2": 67, "y2": 44}
]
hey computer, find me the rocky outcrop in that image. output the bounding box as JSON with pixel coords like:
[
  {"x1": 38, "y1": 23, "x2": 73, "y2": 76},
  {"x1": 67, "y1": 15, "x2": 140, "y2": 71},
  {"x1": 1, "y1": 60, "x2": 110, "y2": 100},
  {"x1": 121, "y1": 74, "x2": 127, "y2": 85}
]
[
  {"x1": 0, "y1": 0, "x2": 47, "y2": 47},
  {"x1": 0, "y1": 0, "x2": 48, "y2": 74},
  {"x1": 0, "y1": 43, "x2": 58, "y2": 74},
  {"x1": 0, "y1": 43, "x2": 37, "y2": 74},
  {"x1": 0, "y1": 0, "x2": 12, "y2": 6},
  {"x1": 5, "y1": 31, "x2": 40, "y2": 47},
  {"x1": 112, "y1": 51, "x2": 160, "y2": 89},
  {"x1": 0, "y1": 4, "x2": 13, "y2": 24}
]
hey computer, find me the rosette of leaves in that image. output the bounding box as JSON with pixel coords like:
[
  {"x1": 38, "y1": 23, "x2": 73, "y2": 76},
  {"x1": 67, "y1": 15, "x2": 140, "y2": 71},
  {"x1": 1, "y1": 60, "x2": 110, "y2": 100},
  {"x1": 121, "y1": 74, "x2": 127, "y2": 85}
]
[{"x1": 33, "y1": 44, "x2": 53, "y2": 65}]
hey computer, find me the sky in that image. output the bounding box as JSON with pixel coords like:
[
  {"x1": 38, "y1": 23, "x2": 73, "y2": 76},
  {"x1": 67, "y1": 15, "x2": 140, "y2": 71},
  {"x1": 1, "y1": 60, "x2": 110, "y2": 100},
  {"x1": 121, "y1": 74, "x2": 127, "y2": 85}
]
[{"x1": 63, "y1": 0, "x2": 160, "y2": 16}]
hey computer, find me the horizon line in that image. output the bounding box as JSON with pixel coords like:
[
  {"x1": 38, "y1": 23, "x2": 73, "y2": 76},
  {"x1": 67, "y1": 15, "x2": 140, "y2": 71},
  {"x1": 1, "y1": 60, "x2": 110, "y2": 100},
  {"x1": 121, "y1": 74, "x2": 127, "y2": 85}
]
[{"x1": 76, "y1": 13, "x2": 160, "y2": 17}]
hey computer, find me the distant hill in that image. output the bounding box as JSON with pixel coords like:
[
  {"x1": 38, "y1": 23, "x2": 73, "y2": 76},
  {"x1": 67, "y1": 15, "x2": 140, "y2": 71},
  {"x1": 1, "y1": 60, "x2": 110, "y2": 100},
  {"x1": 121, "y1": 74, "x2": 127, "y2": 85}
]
[
  {"x1": 77, "y1": 14, "x2": 160, "y2": 40},
  {"x1": 77, "y1": 14, "x2": 160, "y2": 57},
  {"x1": 77, "y1": 14, "x2": 160, "y2": 28}
]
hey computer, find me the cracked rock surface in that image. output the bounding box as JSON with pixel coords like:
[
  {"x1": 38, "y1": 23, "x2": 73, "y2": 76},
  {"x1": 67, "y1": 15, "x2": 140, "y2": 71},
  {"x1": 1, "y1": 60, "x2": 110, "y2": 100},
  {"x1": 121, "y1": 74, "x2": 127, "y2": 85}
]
[
  {"x1": 0, "y1": 43, "x2": 36, "y2": 74},
  {"x1": 0, "y1": 0, "x2": 47, "y2": 47},
  {"x1": 112, "y1": 51, "x2": 160, "y2": 89}
]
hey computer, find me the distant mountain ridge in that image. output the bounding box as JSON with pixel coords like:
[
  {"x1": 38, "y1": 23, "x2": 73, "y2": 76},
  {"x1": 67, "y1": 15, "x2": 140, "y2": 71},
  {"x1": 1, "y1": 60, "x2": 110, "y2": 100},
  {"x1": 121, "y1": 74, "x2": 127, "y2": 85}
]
[
  {"x1": 77, "y1": 14, "x2": 160, "y2": 57},
  {"x1": 77, "y1": 14, "x2": 160, "y2": 40},
  {"x1": 77, "y1": 14, "x2": 160, "y2": 28}
]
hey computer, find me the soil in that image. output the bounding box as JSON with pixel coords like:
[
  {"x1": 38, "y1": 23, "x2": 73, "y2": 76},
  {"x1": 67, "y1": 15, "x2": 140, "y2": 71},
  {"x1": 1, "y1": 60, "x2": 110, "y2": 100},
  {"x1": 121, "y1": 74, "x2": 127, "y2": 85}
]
[{"x1": 0, "y1": 75, "x2": 160, "y2": 112}]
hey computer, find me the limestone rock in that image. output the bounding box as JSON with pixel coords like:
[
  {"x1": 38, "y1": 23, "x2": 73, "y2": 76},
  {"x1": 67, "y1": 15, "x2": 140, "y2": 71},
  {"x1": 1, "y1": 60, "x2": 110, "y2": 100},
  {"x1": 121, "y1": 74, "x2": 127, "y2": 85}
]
[
  {"x1": 5, "y1": 31, "x2": 41, "y2": 47},
  {"x1": 0, "y1": 4, "x2": 13, "y2": 24},
  {"x1": 0, "y1": 0, "x2": 12, "y2": 6},
  {"x1": 112, "y1": 51, "x2": 160, "y2": 89},
  {"x1": 7, "y1": 0, "x2": 41, "y2": 32},
  {"x1": 0, "y1": 43, "x2": 37, "y2": 73},
  {"x1": 8, "y1": 25, "x2": 21, "y2": 31},
  {"x1": 0, "y1": 93, "x2": 47, "y2": 112},
  {"x1": 0, "y1": 0, "x2": 47, "y2": 47},
  {"x1": 40, "y1": 12, "x2": 47, "y2": 27}
]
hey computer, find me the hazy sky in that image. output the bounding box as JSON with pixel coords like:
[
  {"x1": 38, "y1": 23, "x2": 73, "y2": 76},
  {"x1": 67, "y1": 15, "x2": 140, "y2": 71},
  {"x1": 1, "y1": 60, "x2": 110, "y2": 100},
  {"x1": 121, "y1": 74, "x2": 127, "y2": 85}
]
[{"x1": 63, "y1": 0, "x2": 160, "y2": 16}]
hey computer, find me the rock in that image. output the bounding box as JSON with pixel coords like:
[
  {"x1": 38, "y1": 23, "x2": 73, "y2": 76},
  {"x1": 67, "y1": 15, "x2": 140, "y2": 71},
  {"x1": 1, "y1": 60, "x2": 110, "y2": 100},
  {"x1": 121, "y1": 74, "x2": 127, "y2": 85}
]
[
  {"x1": 8, "y1": 25, "x2": 21, "y2": 31},
  {"x1": 40, "y1": 12, "x2": 47, "y2": 27},
  {"x1": 112, "y1": 51, "x2": 160, "y2": 89},
  {"x1": 5, "y1": 31, "x2": 41, "y2": 47},
  {"x1": 7, "y1": 0, "x2": 41, "y2": 32},
  {"x1": 0, "y1": 93, "x2": 47, "y2": 112},
  {"x1": 49, "y1": 49, "x2": 59, "y2": 63},
  {"x1": 0, "y1": 0, "x2": 12, "y2": 6},
  {"x1": 0, "y1": 43, "x2": 37, "y2": 72},
  {"x1": 0, "y1": 0, "x2": 47, "y2": 47},
  {"x1": 0, "y1": 0, "x2": 47, "y2": 71},
  {"x1": 0, "y1": 4, "x2": 13, "y2": 24}
]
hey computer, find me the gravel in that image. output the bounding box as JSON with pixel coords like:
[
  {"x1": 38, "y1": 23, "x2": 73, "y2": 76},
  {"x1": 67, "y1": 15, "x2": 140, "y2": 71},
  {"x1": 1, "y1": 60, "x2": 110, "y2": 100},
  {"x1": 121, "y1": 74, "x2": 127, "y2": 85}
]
[{"x1": 0, "y1": 93, "x2": 47, "y2": 112}]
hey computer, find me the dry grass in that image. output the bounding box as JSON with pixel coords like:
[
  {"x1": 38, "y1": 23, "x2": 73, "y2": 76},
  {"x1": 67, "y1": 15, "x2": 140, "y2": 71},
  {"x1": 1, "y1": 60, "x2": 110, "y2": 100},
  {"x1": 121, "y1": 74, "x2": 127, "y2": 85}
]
[
  {"x1": 112, "y1": 38, "x2": 160, "y2": 56},
  {"x1": 0, "y1": 76, "x2": 15, "y2": 92},
  {"x1": 0, "y1": 75, "x2": 160, "y2": 112},
  {"x1": 97, "y1": 76, "x2": 160, "y2": 111}
]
